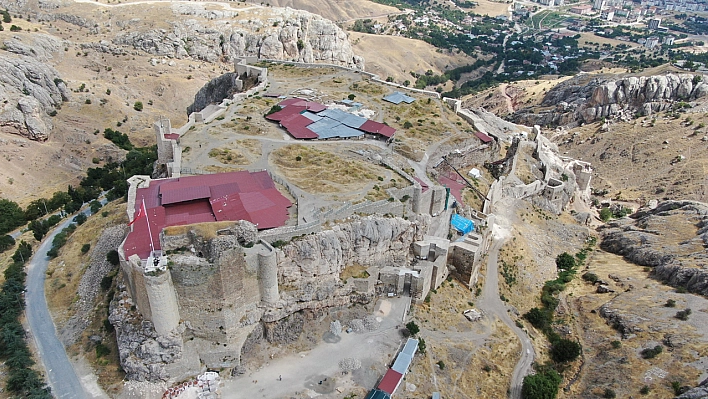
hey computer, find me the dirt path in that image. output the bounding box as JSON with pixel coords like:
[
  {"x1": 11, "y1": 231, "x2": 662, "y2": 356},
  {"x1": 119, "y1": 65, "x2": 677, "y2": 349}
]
[{"x1": 476, "y1": 198, "x2": 536, "y2": 399}]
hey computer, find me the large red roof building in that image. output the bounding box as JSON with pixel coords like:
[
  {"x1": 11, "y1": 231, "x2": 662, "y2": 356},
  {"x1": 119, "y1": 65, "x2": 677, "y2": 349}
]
[{"x1": 123, "y1": 171, "x2": 292, "y2": 259}]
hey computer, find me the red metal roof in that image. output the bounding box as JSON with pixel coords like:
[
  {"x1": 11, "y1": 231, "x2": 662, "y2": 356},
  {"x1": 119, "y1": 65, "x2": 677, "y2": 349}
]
[
  {"x1": 289, "y1": 100, "x2": 327, "y2": 113},
  {"x1": 123, "y1": 171, "x2": 292, "y2": 259},
  {"x1": 377, "y1": 370, "x2": 403, "y2": 395},
  {"x1": 265, "y1": 105, "x2": 308, "y2": 122},
  {"x1": 278, "y1": 98, "x2": 306, "y2": 107},
  {"x1": 164, "y1": 133, "x2": 180, "y2": 140},
  {"x1": 474, "y1": 131, "x2": 493, "y2": 143},
  {"x1": 280, "y1": 114, "x2": 319, "y2": 139},
  {"x1": 359, "y1": 120, "x2": 396, "y2": 138}
]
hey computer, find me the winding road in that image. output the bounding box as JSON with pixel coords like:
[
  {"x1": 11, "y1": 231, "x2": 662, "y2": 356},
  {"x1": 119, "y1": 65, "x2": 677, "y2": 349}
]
[
  {"x1": 477, "y1": 226, "x2": 535, "y2": 399},
  {"x1": 26, "y1": 214, "x2": 89, "y2": 399}
]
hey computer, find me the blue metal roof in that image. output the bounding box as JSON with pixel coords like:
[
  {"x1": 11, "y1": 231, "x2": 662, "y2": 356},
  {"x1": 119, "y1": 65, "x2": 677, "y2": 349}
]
[
  {"x1": 312, "y1": 122, "x2": 363, "y2": 139},
  {"x1": 340, "y1": 113, "x2": 367, "y2": 128},
  {"x1": 432, "y1": 392, "x2": 441, "y2": 399},
  {"x1": 402, "y1": 338, "x2": 419, "y2": 356},
  {"x1": 383, "y1": 91, "x2": 415, "y2": 105},
  {"x1": 392, "y1": 353, "x2": 412, "y2": 374},
  {"x1": 451, "y1": 214, "x2": 475, "y2": 234},
  {"x1": 301, "y1": 111, "x2": 323, "y2": 122}
]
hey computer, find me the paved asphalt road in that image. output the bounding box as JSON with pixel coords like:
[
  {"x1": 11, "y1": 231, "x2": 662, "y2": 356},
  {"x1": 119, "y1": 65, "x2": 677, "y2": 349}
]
[
  {"x1": 26, "y1": 206, "x2": 103, "y2": 399},
  {"x1": 478, "y1": 237, "x2": 535, "y2": 399}
]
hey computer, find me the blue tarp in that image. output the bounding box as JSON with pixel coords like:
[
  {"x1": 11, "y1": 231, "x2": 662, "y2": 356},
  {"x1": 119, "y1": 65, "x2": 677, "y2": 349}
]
[{"x1": 451, "y1": 214, "x2": 474, "y2": 234}]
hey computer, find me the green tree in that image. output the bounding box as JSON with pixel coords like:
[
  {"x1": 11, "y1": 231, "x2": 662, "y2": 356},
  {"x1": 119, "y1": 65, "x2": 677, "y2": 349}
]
[
  {"x1": 0, "y1": 199, "x2": 26, "y2": 235},
  {"x1": 524, "y1": 307, "x2": 551, "y2": 330},
  {"x1": 550, "y1": 339, "x2": 581, "y2": 363},
  {"x1": 348, "y1": 94, "x2": 356, "y2": 101},
  {"x1": 522, "y1": 369, "x2": 562, "y2": 399},
  {"x1": 403, "y1": 121, "x2": 413, "y2": 129},
  {"x1": 133, "y1": 101, "x2": 143, "y2": 111},
  {"x1": 0, "y1": 234, "x2": 15, "y2": 253},
  {"x1": 405, "y1": 321, "x2": 420, "y2": 336}
]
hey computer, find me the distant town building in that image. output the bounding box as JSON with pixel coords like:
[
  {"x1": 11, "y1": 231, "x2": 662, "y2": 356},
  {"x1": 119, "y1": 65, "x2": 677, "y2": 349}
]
[
  {"x1": 570, "y1": 4, "x2": 594, "y2": 14},
  {"x1": 593, "y1": 0, "x2": 606, "y2": 10},
  {"x1": 601, "y1": 8, "x2": 615, "y2": 20},
  {"x1": 648, "y1": 17, "x2": 661, "y2": 30},
  {"x1": 663, "y1": 36, "x2": 675, "y2": 45},
  {"x1": 645, "y1": 36, "x2": 660, "y2": 48}
]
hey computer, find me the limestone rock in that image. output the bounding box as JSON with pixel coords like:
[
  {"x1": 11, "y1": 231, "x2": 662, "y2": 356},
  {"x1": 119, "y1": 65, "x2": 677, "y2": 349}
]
[
  {"x1": 109, "y1": 8, "x2": 363, "y2": 69},
  {"x1": 0, "y1": 43, "x2": 68, "y2": 141},
  {"x1": 512, "y1": 73, "x2": 708, "y2": 127},
  {"x1": 600, "y1": 200, "x2": 708, "y2": 296}
]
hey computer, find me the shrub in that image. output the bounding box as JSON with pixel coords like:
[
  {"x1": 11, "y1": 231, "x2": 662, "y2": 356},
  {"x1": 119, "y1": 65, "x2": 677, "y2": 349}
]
[
  {"x1": 641, "y1": 345, "x2": 663, "y2": 359},
  {"x1": 524, "y1": 307, "x2": 551, "y2": 330},
  {"x1": 610, "y1": 340, "x2": 621, "y2": 349},
  {"x1": 555, "y1": 252, "x2": 576, "y2": 270},
  {"x1": 665, "y1": 299, "x2": 676, "y2": 307},
  {"x1": 74, "y1": 213, "x2": 87, "y2": 225},
  {"x1": 550, "y1": 339, "x2": 581, "y2": 363},
  {"x1": 95, "y1": 342, "x2": 111, "y2": 358},
  {"x1": 603, "y1": 388, "x2": 616, "y2": 398},
  {"x1": 405, "y1": 321, "x2": 420, "y2": 336},
  {"x1": 581, "y1": 272, "x2": 598, "y2": 284},
  {"x1": 100, "y1": 275, "x2": 113, "y2": 291},
  {"x1": 81, "y1": 244, "x2": 91, "y2": 254},
  {"x1": 85, "y1": 99, "x2": 92, "y2": 104},
  {"x1": 599, "y1": 207, "x2": 612, "y2": 222},
  {"x1": 403, "y1": 121, "x2": 413, "y2": 129},
  {"x1": 436, "y1": 360, "x2": 445, "y2": 370},
  {"x1": 640, "y1": 385, "x2": 650, "y2": 395},
  {"x1": 133, "y1": 101, "x2": 143, "y2": 111},
  {"x1": 106, "y1": 250, "x2": 120, "y2": 266},
  {"x1": 676, "y1": 308, "x2": 692, "y2": 320},
  {"x1": 671, "y1": 381, "x2": 682, "y2": 395}
]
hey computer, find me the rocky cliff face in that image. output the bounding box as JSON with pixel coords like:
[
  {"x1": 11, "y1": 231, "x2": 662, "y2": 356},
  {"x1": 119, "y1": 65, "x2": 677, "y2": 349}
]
[
  {"x1": 186, "y1": 73, "x2": 239, "y2": 115},
  {"x1": 0, "y1": 35, "x2": 69, "y2": 141},
  {"x1": 512, "y1": 73, "x2": 708, "y2": 127},
  {"x1": 600, "y1": 200, "x2": 708, "y2": 296},
  {"x1": 109, "y1": 7, "x2": 363, "y2": 69}
]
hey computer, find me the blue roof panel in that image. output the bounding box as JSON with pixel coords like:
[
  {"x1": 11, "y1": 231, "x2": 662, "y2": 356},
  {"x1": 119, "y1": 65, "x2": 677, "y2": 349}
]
[
  {"x1": 383, "y1": 91, "x2": 415, "y2": 105},
  {"x1": 402, "y1": 338, "x2": 419, "y2": 356},
  {"x1": 301, "y1": 111, "x2": 323, "y2": 122},
  {"x1": 392, "y1": 353, "x2": 412, "y2": 374}
]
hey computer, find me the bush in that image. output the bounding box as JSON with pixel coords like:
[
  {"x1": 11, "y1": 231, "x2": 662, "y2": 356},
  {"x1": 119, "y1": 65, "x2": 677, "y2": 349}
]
[
  {"x1": 581, "y1": 272, "x2": 598, "y2": 284},
  {"x1": 106, "y1": 250, "x2": 120, "y2": 266},
  {"x1": 610, "y1": 340, "x2": 621, "y2": 349},
  {"x1": 640, "y1": 345, "x2": 663, "y2": 359},
  {"x1": 436, "y1": 360, "x2": 445, "y2": 370},
  {"x1": 0, "y1": 234, "x2": 15, "y2": 253},
  {"x1": 599, "y1": 207, "x2": 612, "y2": 222},
  {"x1": 676, "y1": 308, "x2": 692, "y2": 320},
  {"x1": 74, "y1": 213, "x2": 87, "y2": 225},
  {"x1": 100, "y1": 275, "x2": 113, "y2": 291},
  {"x1": 133, "y1": 101, "x2": 143, "y2": 111},
  {"x1": 555, "y1": 252, "x2": 576, "y2": 270},
  {"x1": 405, "y1": 321, "x2": 420, "y2": 336},
  {"x1": 665, "y1": 299, "x2": 676, "y2": 307},
  {"x1": 524, "y1": 307, "x2": 551, "y2": 330},
  {"x1": 403, "y1": 121, "x2": 413, "y2": 129},
  {"x1": 0, "y1": 199, "x2": 26, "y2": 235},
  {"x1": 640, "y1": 385, "x2": 650, "y2": 395},
  {"x1": 603, "y1": 388, "x2": 616, "y2": 398},
  {"x1": 95, "y1": 343, "x2": 111, "y2": 358},
  {"x1": 81, "y1": 243, "x2": 91, "y2": 254},
  {"x1": 522, "y1": 369, "x2": 562, "y2": 399},
  {"x1": 550, "y1": 339, "x2": 581, "y2": 363}
]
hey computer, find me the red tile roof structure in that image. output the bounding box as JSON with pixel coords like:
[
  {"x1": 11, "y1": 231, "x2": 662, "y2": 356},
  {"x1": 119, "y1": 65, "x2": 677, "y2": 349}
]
[
  {"x1": 123, "y1": 171, "x2": 292, "y2": 259},
  {"x1": 359, "y1": 120, "x2": 396, "y2": 138},
  {"x1": 279, "y1": 114, "x2": 319, "y2": 139},
  {"x1": 474, "y1": 131, "x2": 493, "y2": 143},
  {"x1": 377, "y1": 369, "x2": 403, "y2": 395}
]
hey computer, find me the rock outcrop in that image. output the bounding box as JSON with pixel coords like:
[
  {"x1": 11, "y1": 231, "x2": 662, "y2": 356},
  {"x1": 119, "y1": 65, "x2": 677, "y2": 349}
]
[
  {"x1": 512, "y1": 73, "x2": 708, "y2": 127},
  {"x1": 600, "y1": 200, "x2": 708, "y2": 296},
  {"x1": 186, "y1": 73, "x2": 240, "y2": 115},
  {"x1": 59, "y1": 225, "x2": 127, "y2": 346},
  {"x1": 0, "y1": 35, "x2": 69, "y2": 141},
  {"x1": 109, "y1": 8, "x2": 363, "y2": 69}
]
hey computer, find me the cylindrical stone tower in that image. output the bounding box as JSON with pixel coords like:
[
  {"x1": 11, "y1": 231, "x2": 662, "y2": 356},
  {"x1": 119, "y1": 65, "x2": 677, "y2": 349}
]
[
  {"x1": 145, "y1": 270, "x2": 181, "y2": 336},
  {"x1": 257, "y1": 241, "x2": 279, "y2": 305}
]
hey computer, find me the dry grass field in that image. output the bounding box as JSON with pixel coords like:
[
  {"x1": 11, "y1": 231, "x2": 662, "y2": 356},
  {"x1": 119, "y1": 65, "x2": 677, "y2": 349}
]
[
  {"x1": 349, "y1": 32, "x2": 478, "y2": 83},
  {"x1": 270, "y1": 144, "x2": 386, "y2": 194}
]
